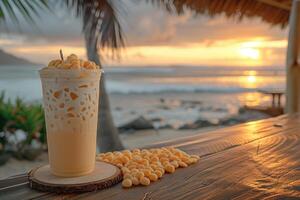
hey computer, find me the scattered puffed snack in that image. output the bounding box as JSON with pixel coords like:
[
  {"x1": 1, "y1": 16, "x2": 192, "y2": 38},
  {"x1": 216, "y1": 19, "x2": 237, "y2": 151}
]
[
  {"x1": 46, "y1": 53, "x2": 100, "y2": 70},
  {"x1": 96, "y1": 147, "x2": 200, "y2": 188},
  {"x1": 122, "y1": 179, "x2": 132, "y2": 188}
]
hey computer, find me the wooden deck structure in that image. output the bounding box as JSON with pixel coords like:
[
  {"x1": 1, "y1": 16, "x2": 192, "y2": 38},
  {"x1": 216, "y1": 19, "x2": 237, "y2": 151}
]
[
  {"x1": 1, "y1": 114, "x2": 300, "y2": 199},
  {"x1": 259, "y1": 89, "x2": 284, "y2": 108},
  {"x1": 244, "y1": 90, "x2": 285, "y2": 117}
]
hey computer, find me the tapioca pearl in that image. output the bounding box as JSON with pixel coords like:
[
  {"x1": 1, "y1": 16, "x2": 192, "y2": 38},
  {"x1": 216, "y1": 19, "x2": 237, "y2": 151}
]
[
  {"x1": 148, "y1": 173, "x2": 158, "y2": 182},
  {"x1": 181, "y1": 157, "x2": 190, "y2": 164},
  {"x1": 64, "y1": 88, "x2": 69, "y2": 92},
  {"x1": 67, "y1": 113, "x2": 75, "y2": 118},
  {"x1": 70, "y1": 62, "x2": 80, "y2": 69},
  {"x1": 135, "y1": 171, "x2": 144, "y2": 179},
  {"x1": 53, "y1": 91, "x2": 62, "y2": 99},
  {"x1": 154, "y1": 170, "x2": 163, "y2": 178},
  {"x1": 165, "y1": 165, "x2": 175, "y2": 173},
  {"x1": 131, "y1": 177, "x2": 139, "y2": 186},
  {"x1": 66, "y1": 54, "x2": 78, "y2": 60},
  {"x1": 139, "y1": 177, "x2": 150, "y2": 186},
  {"x1": 160, "y1": 157, "x2": 169, "y2": 163},
  {"x1": 81, "y1": 107, "x2": 86, "y2": 112},
  {"x1": 191, "y1": 155, "x2": 200, "y2": 160},
  {"x1": 70, "y1": 92, "x2": 78, "y2": 100},
  {"x1": 170, "y1": 160, "x2": 179, "y2": 168},
  {"x1": 67, "y1": 107, "x2": 74, "y2": 111},
  {"x1": 122, "y1": 167, "x2": 130, "y2": 175},
  {"x1": 143, "y1": 169, "x2": 152, "y2": 177},
  {"x1": 189, "y1": 158, "x2": 198, "y2": 164},
  {"x1": 59, "y1": 103, "x2": 64, "y2": 108},
  {"x1": 122, "y1": 179, "x2": 132, "y2": 188},
  {"x1": 178, "y1": 161, "x2": 188, "y2": 168},
  {"x1": 82, "y1": 116, "x2": 86, "y2": 121}
]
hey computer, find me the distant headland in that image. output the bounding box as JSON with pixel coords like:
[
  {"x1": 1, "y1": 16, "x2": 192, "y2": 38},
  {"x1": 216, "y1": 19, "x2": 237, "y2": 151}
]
[{"x1": 0, "y1": 49, "x2": 38, "y2": 66}]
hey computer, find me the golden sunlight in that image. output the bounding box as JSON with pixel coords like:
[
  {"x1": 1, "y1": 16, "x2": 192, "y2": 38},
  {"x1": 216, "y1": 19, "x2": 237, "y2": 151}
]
[
  {"x1": 246, "y1": 71, "x2": 257, "y2": 84},
  {"x1": 5, "y1": 38, "x2": 286, "y2": 66},
  {"x1": 239, "y1": 70, "x2": 258, "y2": 89},
  {"x1": 239, "y1": 47, "x2": 260, "y2": 60},
  {"x1": 247, "y1": 75, "x2": 257, "y2": 83}
]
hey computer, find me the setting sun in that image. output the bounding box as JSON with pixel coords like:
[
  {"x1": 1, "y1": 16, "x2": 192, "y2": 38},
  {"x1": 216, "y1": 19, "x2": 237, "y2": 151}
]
[
  {"x1": 247, "y1": 75, "x2": 257, "y2": 83},
  {"x1": 239, "y1": 47, "x2": 260, "y2": 60}
]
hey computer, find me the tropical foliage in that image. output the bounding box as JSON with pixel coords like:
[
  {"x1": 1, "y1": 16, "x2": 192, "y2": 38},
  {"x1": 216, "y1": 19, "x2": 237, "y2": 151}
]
[
  {"x1": 65, "y1": 0, "x2": 125, "y2": 62},
  {"x1": 0, "y1": 0, "x2": 49, "y2": 24},
  {"x1": 0, "y1": 92, "x2": 46, "y2": 162}
]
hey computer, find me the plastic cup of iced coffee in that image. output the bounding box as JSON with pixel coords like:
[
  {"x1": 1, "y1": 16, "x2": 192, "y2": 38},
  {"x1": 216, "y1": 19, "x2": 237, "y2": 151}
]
[{"x1": 39, "y1": 54, "x2": 102, "y2": 177}]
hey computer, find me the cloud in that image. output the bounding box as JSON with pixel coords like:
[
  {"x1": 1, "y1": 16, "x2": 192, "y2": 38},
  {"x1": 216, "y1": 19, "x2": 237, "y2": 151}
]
[{"x1": 0, "y1": 0, "x2": 288, "y2": 66}]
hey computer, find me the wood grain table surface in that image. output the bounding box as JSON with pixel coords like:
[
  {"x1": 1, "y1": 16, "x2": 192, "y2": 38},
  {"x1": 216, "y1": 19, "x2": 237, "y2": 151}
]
[{"x1": 1, "y1": 114, "x2": 300, "y2": 200}]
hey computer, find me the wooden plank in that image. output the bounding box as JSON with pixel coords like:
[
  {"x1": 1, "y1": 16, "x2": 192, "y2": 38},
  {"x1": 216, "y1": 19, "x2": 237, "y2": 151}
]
[
  {"x1": 1, "y1": 114, "x2": 300, "y2": 199},
  {"x1": 0, "y1": 175, "x2": 28, "y2": 189},
  {"x1": 73, "y1": 116, "x2": 300, "y2": 200},
  {"x1": 149, "y1": 114, "x2": 298, "y2": 154}
]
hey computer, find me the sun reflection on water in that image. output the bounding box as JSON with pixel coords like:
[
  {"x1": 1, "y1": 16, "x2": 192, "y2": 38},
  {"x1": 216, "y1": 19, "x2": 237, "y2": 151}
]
[
  {"x1": 239, "y1": 70, "x2": 259, "y2": 89},
  {"x1": 247, "y1": 75, "x2": 256, "y2": 83}
]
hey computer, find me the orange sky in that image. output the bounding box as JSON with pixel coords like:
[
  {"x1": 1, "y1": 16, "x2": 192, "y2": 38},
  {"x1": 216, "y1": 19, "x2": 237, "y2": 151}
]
[{"x1": 0, "y1": 1, "x2": 288, "y2": 68}]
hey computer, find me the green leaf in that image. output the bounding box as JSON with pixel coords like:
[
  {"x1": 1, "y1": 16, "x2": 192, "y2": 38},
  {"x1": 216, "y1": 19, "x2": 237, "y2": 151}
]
[
  {"x1": 0, "y1": 0, "x2": 51, "y2": 24},
  {"x1": 1, "y1": 0, "x2": 19, "y2": 24}
]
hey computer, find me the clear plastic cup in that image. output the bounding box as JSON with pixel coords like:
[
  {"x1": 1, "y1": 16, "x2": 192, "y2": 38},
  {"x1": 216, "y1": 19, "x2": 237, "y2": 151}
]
[{"x1": 39, "y1": 69, "x2": 102, "y2": 177}]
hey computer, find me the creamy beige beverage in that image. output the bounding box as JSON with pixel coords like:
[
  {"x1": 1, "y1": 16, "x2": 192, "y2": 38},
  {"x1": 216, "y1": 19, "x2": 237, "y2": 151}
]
[{"x1": 39, "y1": 54, "x2": 102, "y2": 177}]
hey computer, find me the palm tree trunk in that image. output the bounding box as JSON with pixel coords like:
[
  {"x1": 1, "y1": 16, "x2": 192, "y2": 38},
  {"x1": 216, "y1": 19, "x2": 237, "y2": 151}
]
[{"x1": 84, "y1": 35, "x2": 124, "y2": 152}]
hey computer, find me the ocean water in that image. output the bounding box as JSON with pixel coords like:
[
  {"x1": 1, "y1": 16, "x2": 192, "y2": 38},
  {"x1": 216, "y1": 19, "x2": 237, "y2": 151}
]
[
  {"x1": 0, "y1": 65, "x2": 285, "y2": 125},
  {"x1": 106, "y1": 66, "x2": 285, "y2": 94},
  {"x1": 0, "y1": 65, "x2": 285, "y2": 100}
]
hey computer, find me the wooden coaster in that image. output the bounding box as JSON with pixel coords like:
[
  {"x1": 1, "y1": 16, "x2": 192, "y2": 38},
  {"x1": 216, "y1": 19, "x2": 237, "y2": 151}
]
[{"x1": 28, "y1": 161, "x2": 122, "y2": 193}]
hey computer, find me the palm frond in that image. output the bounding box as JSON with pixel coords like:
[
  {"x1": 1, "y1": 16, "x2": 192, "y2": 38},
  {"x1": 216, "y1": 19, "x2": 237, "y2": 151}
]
[
  {"x1": 149, "y1": 0, "x2": 290, "y2": 28},
  {"x1": 66, "y1": 0, "x2": 125, "y2": 54},
  {"x1": 147, "y1": 0, "x2": 178, "y2": 14},
  {"x1": 0, "y1": 0, "x2": 50, "y2": 24}
]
